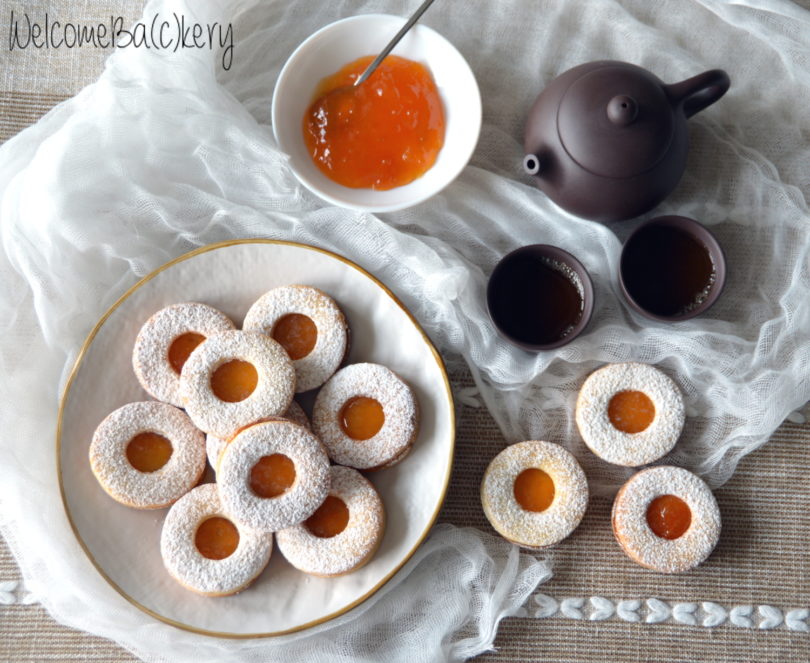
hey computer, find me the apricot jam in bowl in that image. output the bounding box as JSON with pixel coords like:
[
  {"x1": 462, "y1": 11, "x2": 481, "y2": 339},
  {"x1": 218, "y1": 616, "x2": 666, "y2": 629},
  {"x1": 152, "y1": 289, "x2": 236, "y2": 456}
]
[{"x1": 272, "y1": 14, "x2": 482, "y2": 213}]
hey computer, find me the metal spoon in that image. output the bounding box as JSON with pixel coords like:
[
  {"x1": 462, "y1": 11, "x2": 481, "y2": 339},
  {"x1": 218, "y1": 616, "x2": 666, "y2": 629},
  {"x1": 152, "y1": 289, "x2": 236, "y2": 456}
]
[{"x1": 353, "y1": 0, "x2": 437, "y2": 87}]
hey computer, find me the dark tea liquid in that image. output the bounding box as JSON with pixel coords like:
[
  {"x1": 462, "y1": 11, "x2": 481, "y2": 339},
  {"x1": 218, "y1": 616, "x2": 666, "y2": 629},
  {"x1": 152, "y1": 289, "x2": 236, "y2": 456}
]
[
  {"x1": 622, "y1": 224, "x2": 715, "y2": 317},
  {"x1": 490, "y1": 254, "x2": 584, "y2": 345}
]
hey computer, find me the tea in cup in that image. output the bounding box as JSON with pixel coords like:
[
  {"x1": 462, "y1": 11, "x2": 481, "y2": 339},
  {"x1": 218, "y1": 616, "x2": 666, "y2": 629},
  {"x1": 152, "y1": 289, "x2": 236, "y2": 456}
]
[
  {"x1": 619, "y1": 215, "x2": 726, "y2": 321},
  {"x1": 487, "y1": 245, "x2": 594, "y2": 351}
]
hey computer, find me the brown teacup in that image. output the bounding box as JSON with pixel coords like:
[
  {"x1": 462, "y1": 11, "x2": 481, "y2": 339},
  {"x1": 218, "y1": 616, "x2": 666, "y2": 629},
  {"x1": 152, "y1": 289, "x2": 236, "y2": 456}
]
[
  {"x1": 619, "y1": 215, "x2": 726, "y2": 322},
  {"x1": 487, "y1": 244, "x2": 594, "y2": 351}
]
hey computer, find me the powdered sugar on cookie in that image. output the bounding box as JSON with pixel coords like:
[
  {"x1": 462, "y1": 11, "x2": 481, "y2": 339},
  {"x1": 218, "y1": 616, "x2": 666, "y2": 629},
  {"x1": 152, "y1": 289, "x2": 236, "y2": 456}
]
[
  {"x1": 576, "y1": 362, "x2": 684, "y2": 466},
  {"x1": 276, "y1": 466, "x2": 385, "y2": 576},
  {"x1": 180, "y1": 330, "x2": 295, "y2": 439},
  {"x1": 205, "y1": 400, "x2": 311, "y2": 473},
  {"x1": 481, "y1": 441, "x2": 588, "y2": 549},
  {"x1": 612, "y1": 465, "x2": 721, "y2": 573},
  {"x1": 217, "y1": 420, "x2": 330, "y2": 532},
  {"x1": 160, "y1": 484, "x2": 273, "y2": 596},
  {"x1": 312, "y1": 363, "x2": 419, "y2": 470},
  {"x1": 132, "y1": 302, "x2": 235, "y2": 407},
  {"x1": 243, "y1": 285, "x2": 348, "y2": 393},
  {"x1": 89, "y1": 401, "x2": 206, "y2": 509}
]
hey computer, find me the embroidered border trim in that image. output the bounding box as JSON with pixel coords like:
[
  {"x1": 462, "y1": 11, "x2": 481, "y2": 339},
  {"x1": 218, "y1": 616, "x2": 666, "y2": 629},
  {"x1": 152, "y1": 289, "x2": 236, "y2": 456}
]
[
  {"x1": 514, "y1": 594, "x2": 809, "y2": 632},
  {"x1": 4, "y1": 579, "x2": 808, "y2": 632},
  {"x1": 0, "y1": 581, "x2": 37, "y2": 606}
]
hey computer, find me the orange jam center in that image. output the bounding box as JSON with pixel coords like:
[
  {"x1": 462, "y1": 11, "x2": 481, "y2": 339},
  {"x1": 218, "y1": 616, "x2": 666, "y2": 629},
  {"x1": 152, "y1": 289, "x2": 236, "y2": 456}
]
[
  {"x1": 513, "y1": 468, "x2": 556, "y2": 512},
  {"x1": 272, "y1": 313, "x2": 318, "y2": 360},
  {"x1": 125, "y1": 432, "x2": 172, "y2": 473},
  {"x1": 195, "y1": 517, "x2": 240, "y2": 560},
  {"x1": 249, "y1": 453, "x2": 296, "y2": 498},
  {"x1": 303, "y1": 54, "x2": 446, "y2": 190},
  {"x1": 210, "y1": 359, "x2": 258, "y2": 402},
  {"x1": 339, "y1": 396, "x2": 385, "y2": 440},
  {"x1": 305, "y1": 495, "x2": 350, "y2": 538},
  {"x1": 167, "y1": 332, "x2": 205, "y2": 374},
  {"x1": 607, "y1": 390, "x2": 656, "y2": 434},
  {"x1": 646, "y1": 494, "x2": 692, "y2": 540}
]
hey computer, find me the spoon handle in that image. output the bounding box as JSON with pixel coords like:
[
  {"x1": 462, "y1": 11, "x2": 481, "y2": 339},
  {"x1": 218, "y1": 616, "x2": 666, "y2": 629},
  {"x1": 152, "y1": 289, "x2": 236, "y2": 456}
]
[{"x1": 353, "y1": 0, "x2": 437, "y2": 87}]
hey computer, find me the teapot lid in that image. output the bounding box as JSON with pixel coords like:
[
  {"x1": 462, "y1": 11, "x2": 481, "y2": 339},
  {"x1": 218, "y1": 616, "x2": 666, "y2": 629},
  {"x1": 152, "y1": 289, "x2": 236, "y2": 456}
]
[{"x1": 557, "y1": 63, "x2": 674, "y2": 179}]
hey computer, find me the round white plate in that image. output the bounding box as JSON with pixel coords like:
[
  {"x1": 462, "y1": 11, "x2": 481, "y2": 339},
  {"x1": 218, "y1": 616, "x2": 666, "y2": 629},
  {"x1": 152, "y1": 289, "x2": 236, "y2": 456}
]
[{"x1": 58, "y1": 240, "x2": 454, "y2": 637}]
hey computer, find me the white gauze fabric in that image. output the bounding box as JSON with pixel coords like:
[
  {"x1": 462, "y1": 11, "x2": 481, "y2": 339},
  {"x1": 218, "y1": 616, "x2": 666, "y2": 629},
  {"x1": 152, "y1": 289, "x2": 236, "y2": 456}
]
[{"x1": 0, "y1": 0, "x2": 809, "y2": 659}]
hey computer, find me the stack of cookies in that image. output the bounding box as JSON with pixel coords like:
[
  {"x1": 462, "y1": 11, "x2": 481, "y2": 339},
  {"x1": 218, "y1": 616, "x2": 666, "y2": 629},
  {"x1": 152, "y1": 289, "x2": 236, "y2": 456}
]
[{"x1": 89, "y1": 285, "x2": 420, "y2": 596}]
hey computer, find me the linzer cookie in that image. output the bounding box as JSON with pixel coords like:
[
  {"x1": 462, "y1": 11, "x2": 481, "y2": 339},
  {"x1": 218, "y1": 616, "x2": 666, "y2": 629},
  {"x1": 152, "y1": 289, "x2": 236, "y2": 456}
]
[
  {"x1": 575, "y1": 362, "x2": 684, "y2": 466},
  {"x1": 481, "y1": 440, "x2": 588, "y2": 549},
  {"x1": 160, "y1": 484, "x2": 273, "y2": 596},
  {"x1": 132, "y1": 302, "x2": 235, "y2": 407},
  {"x1": 276, "y1": 466, "x2": 385, "y2": 577},
  {"x1": 89, "y1": 401, "x2": 206, "y2": 509},
  {"x1": 205, "y1": 400, "x2": 311, "y2": 473},
  {"x1": 243, "y1": 285, "x2": 349, "y2": 392},
  {"x1": 612, "y1": 466, "x2": 721, "y2": 573},
  {"x1": 217, "y1": 420, "x2": 330, "y2": 532},
  {"x1": 312, "y1": 363, "x2": 419, "y2": 470},
  {"x1": 179, "y1": 330, "x2": 295, "y2": 439}
]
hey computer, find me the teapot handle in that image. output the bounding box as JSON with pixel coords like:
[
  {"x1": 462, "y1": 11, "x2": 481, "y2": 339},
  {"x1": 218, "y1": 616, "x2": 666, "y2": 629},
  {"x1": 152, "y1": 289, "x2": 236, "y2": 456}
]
[{"x1": 666, "y1": 69, "x2": 730, "y2": 118}]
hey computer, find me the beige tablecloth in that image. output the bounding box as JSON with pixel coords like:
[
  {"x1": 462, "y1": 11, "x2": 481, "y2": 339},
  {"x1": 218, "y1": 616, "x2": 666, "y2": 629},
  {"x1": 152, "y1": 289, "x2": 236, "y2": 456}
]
[{"x1": 1, "y1": 3, "x2": 809, "y2": 661}]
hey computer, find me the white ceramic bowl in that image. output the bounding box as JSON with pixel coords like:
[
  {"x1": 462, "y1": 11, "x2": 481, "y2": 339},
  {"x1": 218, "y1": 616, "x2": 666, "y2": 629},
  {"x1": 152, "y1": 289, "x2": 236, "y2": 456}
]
[{"x1": 271, "y1": 14, "x2": 482, "y2": 213}]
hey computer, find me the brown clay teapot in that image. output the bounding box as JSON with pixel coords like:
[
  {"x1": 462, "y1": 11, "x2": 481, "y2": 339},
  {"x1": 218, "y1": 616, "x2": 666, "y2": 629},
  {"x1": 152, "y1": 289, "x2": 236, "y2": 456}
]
[{"x1": 523, "y1": 61, "x2": 730, "y2": 222}]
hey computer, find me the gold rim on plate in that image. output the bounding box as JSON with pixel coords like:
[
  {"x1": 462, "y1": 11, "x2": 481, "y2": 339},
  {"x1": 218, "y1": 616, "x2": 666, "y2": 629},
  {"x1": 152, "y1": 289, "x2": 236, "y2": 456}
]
[{"x1": 56, "y1": 238, "x2": 456, "y2": 638}]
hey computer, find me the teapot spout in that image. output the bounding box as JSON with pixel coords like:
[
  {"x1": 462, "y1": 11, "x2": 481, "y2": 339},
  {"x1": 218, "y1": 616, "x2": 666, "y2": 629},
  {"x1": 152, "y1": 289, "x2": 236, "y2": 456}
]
[{"x1": 523, "y1": 153, "x2": 542, "y2": 176}]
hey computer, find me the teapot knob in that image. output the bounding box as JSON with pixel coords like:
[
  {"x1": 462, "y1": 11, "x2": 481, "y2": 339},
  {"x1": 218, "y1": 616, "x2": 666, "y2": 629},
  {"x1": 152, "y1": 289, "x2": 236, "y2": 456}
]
[{"x1": 607, "y1": 95, "x2": 638, "y2": 126}]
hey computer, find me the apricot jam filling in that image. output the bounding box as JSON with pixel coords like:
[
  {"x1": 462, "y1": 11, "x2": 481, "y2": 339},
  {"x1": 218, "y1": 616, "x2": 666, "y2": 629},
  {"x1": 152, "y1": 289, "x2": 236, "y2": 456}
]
[
  {"x1": 168, "y1": 332, "x2": 205, "y2": 374},
  {"x1": 646, "y1": 494, "x2": 691, "y2": 540},
  {"x1": 305, "y1": 495, "x2": 350, "y2": 538},
  {"x1": 250, "y1": 453, "x2": 296, "y2": 498},
  {"x1": 272, "y1": 313, "x2": 317, "y2": 360},
  {"x1": 195, "y1": 516, "x2": 240, "y2": 560},
  {"x1": 608, "y1": 390, "x2": 655, "y2": 434},
  {"x1": 211, "y1": 359, "x2": 258, "y2": 402},
  {"x1": 513, "y1": 468, "x2": 556, "y2": 512},
  {"x1": 339, "y1": 396, "x2": 385, "y2": 440},
  {"x1": 126, "y1": 432, "x2": 173, "y2": 473},
  {"x1": 303, "y1": 54, "x2": 446, "y2": 190}
]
